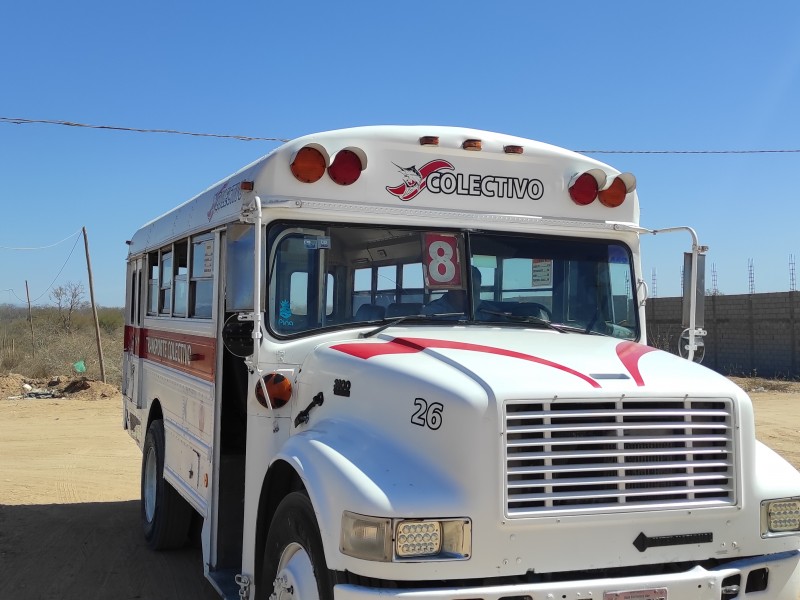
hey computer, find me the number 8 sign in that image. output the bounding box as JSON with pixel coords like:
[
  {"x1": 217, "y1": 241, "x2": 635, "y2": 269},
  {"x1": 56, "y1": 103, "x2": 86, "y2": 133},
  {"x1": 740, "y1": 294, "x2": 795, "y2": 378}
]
[{"x1": 423, "y1": 233, "x2": 463, "y2": 290}]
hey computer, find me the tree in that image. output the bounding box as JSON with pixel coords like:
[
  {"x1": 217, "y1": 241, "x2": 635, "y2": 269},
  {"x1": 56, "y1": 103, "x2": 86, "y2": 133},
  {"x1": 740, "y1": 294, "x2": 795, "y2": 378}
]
[{"x1": 51, "y1": 282, "x2": 87, "y2": 333}]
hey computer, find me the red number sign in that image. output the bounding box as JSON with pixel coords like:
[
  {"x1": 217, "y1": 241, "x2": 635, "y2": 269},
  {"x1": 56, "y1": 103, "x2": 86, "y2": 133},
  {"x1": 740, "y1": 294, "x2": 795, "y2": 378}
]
[{"x1": 423, "y1": 233, "x2": 463, "y2": 290}]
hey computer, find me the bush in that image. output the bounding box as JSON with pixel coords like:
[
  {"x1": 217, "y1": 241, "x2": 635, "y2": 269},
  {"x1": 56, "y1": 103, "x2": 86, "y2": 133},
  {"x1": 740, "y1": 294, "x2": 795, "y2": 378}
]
[{"x1": 0, "y1": 304, "x2": 123, "y2": 388}]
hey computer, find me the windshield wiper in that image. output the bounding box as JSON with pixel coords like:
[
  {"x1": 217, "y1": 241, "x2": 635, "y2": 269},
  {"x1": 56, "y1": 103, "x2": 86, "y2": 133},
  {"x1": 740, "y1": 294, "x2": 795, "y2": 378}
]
[
  {"x1": 548, "y1": 322, "x2": 613, "y2": 337},
  {"x1": 359, "y1": 313, "x2": 464, "y2": 339},
  {"x1": 478, "y1": 309, "x2": 565, "y2": 333}
]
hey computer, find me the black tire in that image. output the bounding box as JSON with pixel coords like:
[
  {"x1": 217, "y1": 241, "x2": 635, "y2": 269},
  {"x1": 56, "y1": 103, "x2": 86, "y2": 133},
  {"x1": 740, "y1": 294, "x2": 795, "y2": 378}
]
[
  {"x1": 141, "y1": 419, "x2": 193, "y2": 550},
  {"x1": 257, "y1": 492, "x2": 334, "y2": 600}
]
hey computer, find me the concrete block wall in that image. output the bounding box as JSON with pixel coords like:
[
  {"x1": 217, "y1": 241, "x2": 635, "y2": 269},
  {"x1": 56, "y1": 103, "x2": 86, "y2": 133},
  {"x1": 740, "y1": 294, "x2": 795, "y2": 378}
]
[{"x1": 645, "y1": 292, "x2": 800, "y2": 378}]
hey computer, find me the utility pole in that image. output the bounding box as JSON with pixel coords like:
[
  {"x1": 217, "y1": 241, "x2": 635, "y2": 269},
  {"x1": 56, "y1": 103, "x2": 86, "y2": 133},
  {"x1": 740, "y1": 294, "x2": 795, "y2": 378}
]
[
  {"x1": 25, "y1": 280, "x2": 35, "y2": 358},
  {"x1": 83, "y1": 227, "x2": 106, "y2": 383}
]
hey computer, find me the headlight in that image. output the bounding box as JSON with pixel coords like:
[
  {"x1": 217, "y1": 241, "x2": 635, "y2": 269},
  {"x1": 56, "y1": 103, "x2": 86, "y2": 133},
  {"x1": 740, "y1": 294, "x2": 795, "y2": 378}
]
[
  {"x1": 340, "y1": 512, "x2": 392, "y2": 561},
  {"x1": 396, "y1": 520, "x2": 442, "y2": 557},
  {"x1": 762, "y1": 498, "x2": 800, "y2": 536},
  {"x1": 341, "y1": 514, "x2": 472, "y2": 562}
]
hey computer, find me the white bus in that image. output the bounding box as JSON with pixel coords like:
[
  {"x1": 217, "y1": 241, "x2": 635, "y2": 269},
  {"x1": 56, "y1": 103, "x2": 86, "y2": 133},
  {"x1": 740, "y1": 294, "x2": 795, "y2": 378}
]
[{"x1": 123, "y1": 126, "x2": 800, "y2": 600}]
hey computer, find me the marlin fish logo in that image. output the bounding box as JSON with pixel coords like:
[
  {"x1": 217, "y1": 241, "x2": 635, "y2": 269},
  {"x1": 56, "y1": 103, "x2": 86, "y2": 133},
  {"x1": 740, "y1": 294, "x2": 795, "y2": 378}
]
[{"x1": 386, "y1": 159, "x2": 454, "y2": 201}]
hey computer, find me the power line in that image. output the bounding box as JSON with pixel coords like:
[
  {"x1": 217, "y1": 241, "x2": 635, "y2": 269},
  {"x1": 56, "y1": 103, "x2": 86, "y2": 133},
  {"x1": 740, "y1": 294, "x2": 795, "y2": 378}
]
[
  {"x1": 0, "y1": 228, "x2": 82, "y2": 251},
  {"x1": 0, "y1": 117, "x2": 289, "y2": 143},
  {"x1": 3, "y1": 116, "x2": 800, "y2": 154},
  {"x1": 2, "y1": 231, "x2": 84, "y2": 305}
]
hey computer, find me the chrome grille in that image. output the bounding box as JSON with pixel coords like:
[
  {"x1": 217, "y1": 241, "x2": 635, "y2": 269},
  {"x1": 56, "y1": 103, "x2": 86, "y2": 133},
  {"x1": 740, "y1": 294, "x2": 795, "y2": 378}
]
[{"x1": 504, "y1": 397, "x2": 736, "y2": 517}]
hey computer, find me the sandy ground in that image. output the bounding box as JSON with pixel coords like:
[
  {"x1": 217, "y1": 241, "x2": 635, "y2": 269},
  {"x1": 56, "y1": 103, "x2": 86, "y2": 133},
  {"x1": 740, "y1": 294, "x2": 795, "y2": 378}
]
[{"x1": 1, "y1": 374, "x2": 800, "y2": 599}]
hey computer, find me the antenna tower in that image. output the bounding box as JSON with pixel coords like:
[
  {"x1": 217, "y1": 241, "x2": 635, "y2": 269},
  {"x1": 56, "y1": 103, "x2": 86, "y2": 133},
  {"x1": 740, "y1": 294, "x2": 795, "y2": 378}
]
[
  {"x1": 748, "y1": 259, "x2": 755, "y2": 294},
  {"x1": 651, "y1": 268, "x2": 658, "y2": 298},
  {"x1": 791, "y1": 254, "x2": 797, "y2": 292},
  {"x1": 712, "y1": 263, "x2": 719, "y2": 295}
]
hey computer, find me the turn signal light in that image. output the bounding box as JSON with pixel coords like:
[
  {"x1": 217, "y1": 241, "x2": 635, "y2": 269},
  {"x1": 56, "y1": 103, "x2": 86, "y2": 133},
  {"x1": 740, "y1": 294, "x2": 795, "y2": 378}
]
[
  {"x1": 290, "y1": 146, "x2": 327, "y2": 183},
  {"x1": 599, "y1": 173, "x2": 636, "y2": 207},
  {"x1": 255, "y1": 373, "x2": 292, "y2": 409}
]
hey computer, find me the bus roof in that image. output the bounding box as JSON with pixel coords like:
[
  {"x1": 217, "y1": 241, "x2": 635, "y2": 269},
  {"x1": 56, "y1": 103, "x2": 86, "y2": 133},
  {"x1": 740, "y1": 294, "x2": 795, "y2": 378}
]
[{"x1": 127, "y1": 125, "x2": 638, "y2": 256}]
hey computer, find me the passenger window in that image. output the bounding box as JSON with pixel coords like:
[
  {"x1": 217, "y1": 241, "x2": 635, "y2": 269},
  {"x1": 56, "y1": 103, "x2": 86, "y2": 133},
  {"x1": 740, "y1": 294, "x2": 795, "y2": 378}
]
[
  {"x1": 159, "y1": 250, "x2": 173, "y2": 315},
  {"x1": 190, "y1": 236, "x2": 214, "y2": 318},
  {"x1": 147, "y1": 252, "x2": 159, "y2": 315},
  {"x1": 173, "y1": 242, "x2": 188, "y2": 317}
]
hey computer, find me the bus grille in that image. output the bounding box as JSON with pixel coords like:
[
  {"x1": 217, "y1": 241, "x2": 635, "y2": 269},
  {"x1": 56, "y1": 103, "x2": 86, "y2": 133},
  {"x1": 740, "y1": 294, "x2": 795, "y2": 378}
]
[{"x1": 504, "y1": 397, "x2": 736, "y2": 517}]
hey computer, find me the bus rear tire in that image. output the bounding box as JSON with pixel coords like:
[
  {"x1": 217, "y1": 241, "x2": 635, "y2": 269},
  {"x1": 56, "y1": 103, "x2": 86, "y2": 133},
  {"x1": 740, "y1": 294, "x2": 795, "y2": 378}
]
[
  {"x1": 141, "y1": 419, "x2": 192, "y2": 550},
  {"x1": 257, "y1": 492, "x2": 334, "y2": 600}
]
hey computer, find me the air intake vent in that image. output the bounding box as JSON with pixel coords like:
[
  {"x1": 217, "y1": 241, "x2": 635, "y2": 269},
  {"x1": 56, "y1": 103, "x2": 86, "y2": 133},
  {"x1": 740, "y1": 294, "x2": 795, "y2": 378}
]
[{"x1": 504, "y1": 396, "x2": 735, "y2": 517}]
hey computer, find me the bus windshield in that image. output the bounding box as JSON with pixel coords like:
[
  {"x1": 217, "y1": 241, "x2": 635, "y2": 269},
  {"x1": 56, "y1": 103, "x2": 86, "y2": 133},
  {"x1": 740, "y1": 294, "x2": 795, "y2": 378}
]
[{"x1": 267, "y1": 222, "x2": 638, "y2": 340}]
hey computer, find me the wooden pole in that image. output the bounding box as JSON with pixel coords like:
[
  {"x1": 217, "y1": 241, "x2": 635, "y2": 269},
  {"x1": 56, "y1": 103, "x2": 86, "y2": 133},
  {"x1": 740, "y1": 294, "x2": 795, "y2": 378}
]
[
  {"x1": 25, "y1": 280, "x2": 35, "y2": 358},
  {"x1": 82, "y1": 227, "x2": 106, "y2": 383}
]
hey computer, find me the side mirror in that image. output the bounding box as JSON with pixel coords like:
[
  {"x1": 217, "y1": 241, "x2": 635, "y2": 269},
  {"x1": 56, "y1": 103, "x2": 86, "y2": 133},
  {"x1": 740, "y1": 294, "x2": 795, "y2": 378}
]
[
  {"x1": 682, "y1": 251, "x2": 706, "y2": 330},
  {"x1": 680, "y1": 250, "x2": 707, "y2": 362}
]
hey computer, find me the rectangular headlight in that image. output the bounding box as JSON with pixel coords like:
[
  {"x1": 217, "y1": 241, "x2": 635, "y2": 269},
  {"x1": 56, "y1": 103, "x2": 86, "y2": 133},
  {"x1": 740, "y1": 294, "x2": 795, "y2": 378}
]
[
  {"x1": 762, "y1": 498, "x2": 800, "y2": 535},
  {"x1": 396, "y1": 520, "x2": 442, "y2": 557},
  {"x1": 340, "y1": 512, "x2": 392, "y2": 561},
  {"x1": 395, "y1": 518, "x2": 471, "y2": 560}
]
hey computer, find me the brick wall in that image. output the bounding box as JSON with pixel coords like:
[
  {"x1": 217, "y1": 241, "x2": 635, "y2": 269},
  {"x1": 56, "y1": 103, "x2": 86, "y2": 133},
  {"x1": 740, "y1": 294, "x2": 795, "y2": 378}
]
[{"x1": 646, "y1": 292, "x2": 800, "y2": 378}]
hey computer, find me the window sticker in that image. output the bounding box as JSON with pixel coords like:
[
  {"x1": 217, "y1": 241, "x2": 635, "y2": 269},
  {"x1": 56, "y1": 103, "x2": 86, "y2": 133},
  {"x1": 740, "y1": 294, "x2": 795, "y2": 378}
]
[
  {"x1": 278, "y1": 299, "x2": 294, "y2": 327},
  {"x1": 203, "y1": 241, "x2": 214, "y2": 276},
  {"x1": 303, "y1": 236, "x2": 331, "y2": 250},
  {"x1": 531, "y1": 259, "x2": 553, "y2": 289}
]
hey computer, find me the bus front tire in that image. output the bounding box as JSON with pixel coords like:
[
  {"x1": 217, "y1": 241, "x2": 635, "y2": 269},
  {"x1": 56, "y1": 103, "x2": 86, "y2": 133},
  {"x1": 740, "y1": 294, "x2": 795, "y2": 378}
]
[
  {"x1": 141, "y1": 419, "x2": 192, "y2": 550},
  {"x1": 258, "y1": 492, "x2": 334, "y2": 600}
]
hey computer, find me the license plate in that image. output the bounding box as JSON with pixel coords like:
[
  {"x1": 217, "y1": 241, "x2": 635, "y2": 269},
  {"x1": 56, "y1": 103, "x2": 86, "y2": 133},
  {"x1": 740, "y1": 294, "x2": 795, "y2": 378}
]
[{"x1": 604, "y1": 588, "x2": 667, "y2": 600}]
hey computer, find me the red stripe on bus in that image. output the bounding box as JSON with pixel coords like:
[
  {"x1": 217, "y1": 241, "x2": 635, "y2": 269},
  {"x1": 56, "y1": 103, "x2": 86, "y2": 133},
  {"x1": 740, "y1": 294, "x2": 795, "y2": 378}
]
[
  {"x1": 615, "y1": 341, "x2": 657, "y2": 386},
  {"x1": 332, "y1": 337, "x2": 601, "y2": 388},
  {"x1": 124, "y1": 325, "x2": 216, "y2": 382}
]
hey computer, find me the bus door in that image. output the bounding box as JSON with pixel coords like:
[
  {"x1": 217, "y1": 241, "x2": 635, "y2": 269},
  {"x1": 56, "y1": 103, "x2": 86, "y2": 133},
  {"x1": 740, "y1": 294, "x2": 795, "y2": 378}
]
[{"x1": 123, "y1": 256, "x2": 145, "y2": 439}]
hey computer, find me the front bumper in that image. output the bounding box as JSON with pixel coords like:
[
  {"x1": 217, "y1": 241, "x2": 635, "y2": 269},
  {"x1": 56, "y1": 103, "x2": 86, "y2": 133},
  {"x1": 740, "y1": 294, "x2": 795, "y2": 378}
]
[{"x1": 335, "y1": 552, "x2": 800, "y2": 600}]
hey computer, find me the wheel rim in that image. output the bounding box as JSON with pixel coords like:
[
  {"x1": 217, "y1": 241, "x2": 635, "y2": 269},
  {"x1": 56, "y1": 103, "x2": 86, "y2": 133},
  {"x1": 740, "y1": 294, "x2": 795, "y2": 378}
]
[
  {"x1": 271, "y1": 542, "x2": 319, "y2": 600},
  {"x1": 144, "y1": 446, "x2": 157, "y2": 522}
]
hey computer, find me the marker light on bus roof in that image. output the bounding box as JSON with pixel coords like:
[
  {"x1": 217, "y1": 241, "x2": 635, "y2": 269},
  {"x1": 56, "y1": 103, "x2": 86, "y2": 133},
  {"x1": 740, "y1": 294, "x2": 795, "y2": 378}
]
[
  {"x1": 504, "y1": 145, "x2": 524, "y2": 154},
  {"x1": 419, "y1": 136, "x2": 439, "y2": 146},
  {"x1": 462, "y1": 139, "x2": 482, "y2": 151},
  {"x1": 328, "y1": 149, "x2": 363, "y2": 185},
  {"x1": 290, "y1": 146, "x2": 327, "y2": 183},
  {"x1": 568, "y1": 169, "x2": 606, "y2": 205},
  {"x1": 598, "y1": 172, "x2": 636, "y2": 207}
]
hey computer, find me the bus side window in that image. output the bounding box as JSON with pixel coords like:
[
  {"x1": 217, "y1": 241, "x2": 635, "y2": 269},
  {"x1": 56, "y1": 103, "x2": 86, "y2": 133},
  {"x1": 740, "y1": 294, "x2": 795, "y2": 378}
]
[
  {"x1": 190, "y1": 236, "x2": 214, "y2": 318},
  {"x1": 147, "y1": 251, "x2": 159, "y2": 315},
  {"x1": 173, "y1": 241, "x2": 188, "y2": 317},
  {"x1": 159, "y1": 249, "x2": 173, "y2": 315}
]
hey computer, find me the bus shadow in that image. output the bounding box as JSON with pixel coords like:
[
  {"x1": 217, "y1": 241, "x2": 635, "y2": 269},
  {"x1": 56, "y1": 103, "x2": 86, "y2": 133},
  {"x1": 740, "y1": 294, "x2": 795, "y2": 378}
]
[{"x1": 0, "y1": 500, "x2": 219, "y2": 600}]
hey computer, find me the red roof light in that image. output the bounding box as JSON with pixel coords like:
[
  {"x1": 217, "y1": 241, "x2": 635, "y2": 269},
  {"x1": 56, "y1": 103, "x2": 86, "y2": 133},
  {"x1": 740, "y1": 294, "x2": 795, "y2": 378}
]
[
  {"x1": 328, "y1": 149, "x2": 363, "y2": 185},
  {"x1": 569, "y1": 172, "x2": 600, "y2": 205}
]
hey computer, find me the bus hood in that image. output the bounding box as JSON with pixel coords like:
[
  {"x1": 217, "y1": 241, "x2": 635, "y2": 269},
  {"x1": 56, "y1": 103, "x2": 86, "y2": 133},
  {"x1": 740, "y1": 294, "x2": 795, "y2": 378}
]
[{"x1": 325, "y1": 327, "x2": 736, "y2": 398}]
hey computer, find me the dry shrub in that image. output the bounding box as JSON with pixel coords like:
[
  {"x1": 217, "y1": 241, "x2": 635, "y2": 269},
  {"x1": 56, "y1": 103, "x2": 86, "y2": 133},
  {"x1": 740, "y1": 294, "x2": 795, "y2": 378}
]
[{"x1": 2, "y1": 305, "x2": 124, "y2": 388}]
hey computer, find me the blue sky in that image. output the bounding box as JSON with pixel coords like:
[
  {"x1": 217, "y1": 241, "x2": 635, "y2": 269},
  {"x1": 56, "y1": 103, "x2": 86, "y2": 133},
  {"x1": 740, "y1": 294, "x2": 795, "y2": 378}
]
[{"x1": 2, "y1": 1, "x2": 799, "y2": 307}]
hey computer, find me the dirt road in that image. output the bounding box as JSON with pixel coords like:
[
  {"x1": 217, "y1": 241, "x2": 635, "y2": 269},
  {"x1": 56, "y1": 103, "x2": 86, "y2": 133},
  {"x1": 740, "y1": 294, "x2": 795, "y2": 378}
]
[
  {"x1": 0, "y1": 377, "x2": 218, "y2": 600},
  {"x1": 1, "y1": 375, "x2": 800, "y2": 599}
]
